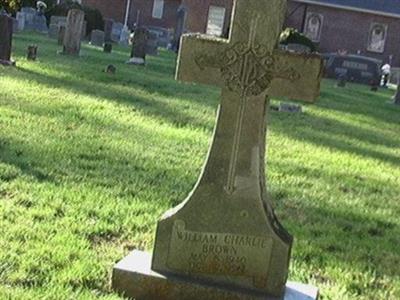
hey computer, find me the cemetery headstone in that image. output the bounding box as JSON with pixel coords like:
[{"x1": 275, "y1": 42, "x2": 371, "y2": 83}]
[
  {"x1": 337, "y1": 73, "x2": 347, "y2": 87},
  {"x1": 90, "y1": 30, "x2": 105, "y2": 47},
  {"x1": 112, "y1": 0, "x2": 323, "y2": 299},
  {"x1": 279, "y1": 103, "x2": 303, "y2": 113},
  {"x1": 172, "y1": 5, "x2": 187, "y2": 52},
  {"x1": 104, "y1": 18, "x2": 114, "y2": 42},
  {"x1": 50, "y1": 16, "x2": 67, "y2": 27},
  {"x1": 62, "y1": 9, "x2": 85, "y2": 56},
  {"x1": 20, "y1": 5, "x2": 47, "y2": 33},
  {"x1": 285, "y1": 43, "x2": 312, "y2": 53},
  {"x1": 58, "y1": 25, "x2": 66, "y2": 46},
  {"x1": 103, "y1": 42, "x2": 112, "y2": 53},
  {"x1": 12, "y1": 18, "x2": 18, "y2": 33},
  {"x1": 81, "y1": 21, "x2": 87, "y2": 39},
  {"x1": 146, "y1": 31, "x2": 159, "y2": 56},
  {"x1": 33, "y1": 4, "x2": 48, "y2": 33},
  {"x1": 0, "y1": 13, "x2": 15, "y2": 66},
  {"x1": 126, "y1": 27, "x2": 149, "y2": 65},
  {"x1": 16, "y1": 12, "x2": 25, "y2": 31},
  {"x1": 48, "y1": 24, "x2": 59, "y2": 39},
  {"x1": 111, "y1": 22, "x2": 123, "y2": 43},
  {"x1": 27, "y1": 45, "x2": 38, "y2": 61},
  {"x1": 21, "y1": 7, "x2": 36, "y2": 30},
  {"x1": 119, "y1": 26, "x2": 130, "y2": 45},
  {"x1": 104, "y1": 64, "x2": 116, "y2": 75}
]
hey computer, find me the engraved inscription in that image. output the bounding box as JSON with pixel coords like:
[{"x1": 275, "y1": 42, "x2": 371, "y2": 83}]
[{"x1": 167, "y1": 220, "x2": 273, "y2": 279}]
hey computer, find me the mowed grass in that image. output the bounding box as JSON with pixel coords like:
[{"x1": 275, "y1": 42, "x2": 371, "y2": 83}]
[{"x1": 0, "y1": 32, "x2": 399, "y2": 300}]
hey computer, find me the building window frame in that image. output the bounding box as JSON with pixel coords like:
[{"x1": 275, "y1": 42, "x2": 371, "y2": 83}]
[
  {"x1": 206, "y1": 5, "x2": 226, "y2": 37},
  {"x1": 367, "y1": 22, "x2": 388, "y2": 53},
  {"x1": 304, "y1": 12, "x2": 324, "y2": 43},
  {"x1": 152, "y1": 0, "x2": 164, "y2": 19}
]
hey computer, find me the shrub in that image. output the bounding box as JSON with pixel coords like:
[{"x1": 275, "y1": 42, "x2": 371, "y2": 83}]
[
  {"x1": 46, "y1": 0, "x2": 104, "y2": 35},
  {"x1": 0, "y1": 0, "x2": 55, "y2": 15},
  {"x1": 279, "y1": 28, "x2": 317, "y2": 52}
]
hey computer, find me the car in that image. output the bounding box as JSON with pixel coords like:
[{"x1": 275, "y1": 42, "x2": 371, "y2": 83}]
[{"x1": 323, "y1": 53, "x2": 382, "y2": 86}]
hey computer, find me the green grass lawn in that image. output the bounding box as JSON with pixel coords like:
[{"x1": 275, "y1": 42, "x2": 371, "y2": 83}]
[{"x1": 1, "y1": 32, "x2": 399, "y2": 300}]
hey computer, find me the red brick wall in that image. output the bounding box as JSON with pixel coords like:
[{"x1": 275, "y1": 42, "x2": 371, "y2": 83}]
[
  {"x1": 182, "y1": 0, "x2": 233, "y2": 35},
  {"x1": 82, "y1": 0, "x2": 181, "y2": 29},
  {"x1": 286, "y1": 1, "x2": 400, "y2": 66},
  {"x1": 130, "y1": 0, "x2": 181, "y2": 29}
]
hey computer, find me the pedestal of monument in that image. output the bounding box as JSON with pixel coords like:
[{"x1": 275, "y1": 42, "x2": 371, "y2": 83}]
[{"x1": 113, "y1": 251, "x2": 318, "y2": 300}]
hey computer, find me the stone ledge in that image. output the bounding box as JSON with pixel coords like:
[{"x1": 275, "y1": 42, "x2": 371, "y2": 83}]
[{"x1": 112, "y1": 250, "x2": 319, "y2": 300}]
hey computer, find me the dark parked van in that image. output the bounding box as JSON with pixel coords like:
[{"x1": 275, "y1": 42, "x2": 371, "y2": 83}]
[{"x1": 323, "y1": 54, "x2": 382, "y2": 86}]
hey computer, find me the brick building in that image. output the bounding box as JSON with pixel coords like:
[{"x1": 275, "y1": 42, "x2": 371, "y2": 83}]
[
  {"x1": 286, "y1": 0, "x2": 400, "y2": 66},
  {"x1": 82, "y1": 0, "x2": 400, "y2": 66},
  {"x1": 82, "y1": 0, "x2": 233, "y2": 37}
]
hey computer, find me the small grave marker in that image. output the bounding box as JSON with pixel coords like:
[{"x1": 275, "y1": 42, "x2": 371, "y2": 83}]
[{"x1": 27, "y1": 45, "x2": 38, "y2": 61}]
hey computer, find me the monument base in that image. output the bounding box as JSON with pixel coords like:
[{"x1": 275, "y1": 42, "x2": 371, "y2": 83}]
[
  {"x1": 0, "y1": 59, "x2": 15, "y2": 66},
  {"x1": 112, "y1": 251, "x2": 319, "y2": 300},
  {"x1": 126, "y1": 57, "x2": 145, "y2": 65}
]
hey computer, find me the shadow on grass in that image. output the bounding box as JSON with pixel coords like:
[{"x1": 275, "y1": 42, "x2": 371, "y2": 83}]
[
  {"x1": 270, "y1": 111, "x2": 400, "y2": 167},
  {"x1": 4, "y1": 65, "x2": 218, "y2": 131},
  {"x1": 317, "y1": 82, "x2": 400, "y2": 126},
  {"x1": 283, "y1": 200, "x2": 400, "y2": 279}
]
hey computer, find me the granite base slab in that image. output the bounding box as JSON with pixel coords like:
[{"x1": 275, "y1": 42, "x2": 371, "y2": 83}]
[
  {"x1": 112, "y1": 251, "x2": 319, "y2": 300},
  {"x1": 0, "y1": 59, "x2": 15, "y2": 66}
]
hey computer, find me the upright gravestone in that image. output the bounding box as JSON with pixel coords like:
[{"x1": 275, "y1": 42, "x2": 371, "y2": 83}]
[
  {"x1": 50, "y1": 16, "x2": 67, "y2": 27},
  {"x1": 48, "y1": 24, "x2": 59, "y2": 39},
  {"x1": 33, "y1": 6, "x2": 48, "y2": 33},
  {"x1": 90, "y1": 30, "x2": 105, "y2": 47},
  {"x1": 27, "y1": 45, "x2": 38, "y2": 61},
  {"x1": 62, "y1": 9, "x2": 85, "y2": 56},
  {"x1": 0, "y1": 13, "x2": 14, "y2": 66},
  {"x1": 104, "y1": 18, "x2": 114, "y2": 43},
  {"x1": 111, "y1": 22, "x2": 123, "y2": 43},
  {"x1": 16, "y1": 12, "x2": 25, "y2": 31},
  {"x1": 58, "y1": 25, "x2": 66, "y2": 46},
  {"x1": 103, "y1": 43, "x2": 112, "y2": 53},
  {"x1": 146, "y1": 31, "x2": 159, "y2": 56},
  {"x1": 21, "y1": 7, "x2": 36, "y2": 30},
  {"x1": 112, "y1": 0, "x2": 323, "y2": 299},
  {"x1": 172, "y1": 5, "x2": 187, "y2": 52},
  {"x1": 126, "y1": 27, "x2": 149, "y2": 65}
]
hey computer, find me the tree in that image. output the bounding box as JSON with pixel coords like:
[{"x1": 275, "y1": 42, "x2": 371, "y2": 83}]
[
  {"x1": 0, "y1": 0, "x2": 21, "y2": 13},
  {"x1": 0, "y1": 0, "x2": 54, "y2": 15}
]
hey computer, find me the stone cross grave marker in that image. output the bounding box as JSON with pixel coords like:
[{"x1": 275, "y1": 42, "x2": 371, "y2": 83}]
[
  {"x1": 112, "y1": 1, "x2": 322, "y2": 299},
  {"x1": 62, "y1": 9, "x2": 84, "y2": 56},
  {"x1": 0, "y1": 13, "x2": 15, "y2": 66}
]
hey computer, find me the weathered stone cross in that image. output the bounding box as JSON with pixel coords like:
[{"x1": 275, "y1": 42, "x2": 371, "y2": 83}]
[{"x1": 151, "y1": 0, "x2": 323, "y2": 298}]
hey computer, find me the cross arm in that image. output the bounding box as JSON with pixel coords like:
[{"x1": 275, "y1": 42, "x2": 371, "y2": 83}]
[
  {"x1": 176, "y1": 34, "x2": 229, "y2": 87},
  {"x1": 268, "y1": 50, "x2": 324, "y2": 103}
]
